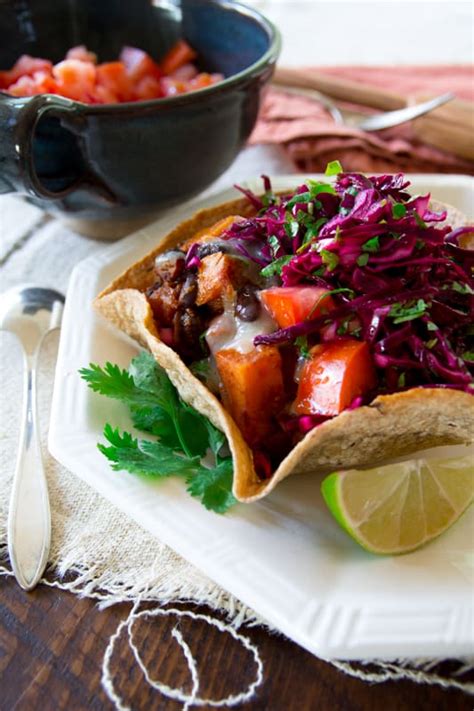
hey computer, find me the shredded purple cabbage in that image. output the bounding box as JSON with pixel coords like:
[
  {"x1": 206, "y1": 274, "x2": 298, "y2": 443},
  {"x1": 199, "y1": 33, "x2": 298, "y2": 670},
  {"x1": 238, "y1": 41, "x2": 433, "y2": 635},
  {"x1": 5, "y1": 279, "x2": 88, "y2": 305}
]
[{"x1": 226, "y1": 172, "x2": 474, "y2": 394}]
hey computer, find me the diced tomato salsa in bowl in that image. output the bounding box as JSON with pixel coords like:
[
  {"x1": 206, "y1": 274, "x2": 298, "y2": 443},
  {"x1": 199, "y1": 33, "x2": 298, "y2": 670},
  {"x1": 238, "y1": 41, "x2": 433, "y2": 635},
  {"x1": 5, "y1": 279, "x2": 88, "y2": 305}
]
[
  {"x1": 0, "y1": 41, "x2": 223, "y2": 103},
  {"x1": 144, "y1": 166, "x2": 474, "y2": 478}
]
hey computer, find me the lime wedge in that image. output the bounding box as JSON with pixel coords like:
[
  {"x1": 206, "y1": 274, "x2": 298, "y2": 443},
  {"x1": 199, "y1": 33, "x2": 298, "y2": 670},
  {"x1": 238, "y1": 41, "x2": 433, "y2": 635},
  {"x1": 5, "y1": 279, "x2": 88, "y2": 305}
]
[{"x1": 321, "y1": 454, "x2": 474, "y2": 554}]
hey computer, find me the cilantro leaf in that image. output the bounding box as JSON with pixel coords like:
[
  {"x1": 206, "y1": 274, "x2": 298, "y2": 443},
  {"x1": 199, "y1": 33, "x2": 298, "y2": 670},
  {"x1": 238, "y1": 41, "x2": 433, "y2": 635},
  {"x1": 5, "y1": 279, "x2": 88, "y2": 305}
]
[
  {"x1": 392, "y1": 202, "x2": 407, "y2": 219},
  {"x1": 268, "y1": 234, "x2": 281, "y2": 256},
  {"x1": 321, "y1": 249, "x2": 339, "y2": 271},
  {"x1": 261, "y1": 255, "x2": 293, "y2": 277},
  {"x1": 79, "y1": 362, "x2": 159, "y2": 409},
  {"x1": 295, "y1": 335, "x2": 310, "y2": 359},
  {"x1": 186, "y1": 460, "x2": 236, "y2": 513},
  {"x1": 286, "y1": 191, "x2": 312, "y2": 209},
  {"x1": 362, "y1": 236, "x2": 380, "y2": 253},
  {"x1": 462, "y1": 351, "x2": 474, "y2": 363},
  {"x1": 307, "y1": 180, "x2": 337, "y2": 197},
  {"x1": 82, "y1": 354, "x2": 237, "y2": 513},
  {"x1": 325, "y1": 160, "x2": 343, "y2": 176},
  {"x1": 389, "y1": 299, "x2": 428, "y2": 324},
  {"x1": 129, "y1": 351, "x2": 205, "y2": 458},
  {"x1": 306, "y1": 287, "x2": 354, "y2": 319},
  {"x1": 451, "y1": 281, "x2": 474, "y2": 295},
  {"x1": 284, "y1": 216, "x2": 300, "y2": 238},
  {"x1": 356, "y1": 253, "x2": 370, "y2": 267},
  {"x1": 98, "y1": 425, "x2": 199, "y2": 477}
]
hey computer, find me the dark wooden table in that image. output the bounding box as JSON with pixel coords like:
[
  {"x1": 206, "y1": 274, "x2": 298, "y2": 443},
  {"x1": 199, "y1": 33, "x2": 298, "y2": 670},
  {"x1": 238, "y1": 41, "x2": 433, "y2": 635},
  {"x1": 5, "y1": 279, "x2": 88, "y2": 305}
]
[{"x1": 1, "y1": 575, "x2": 472, "y2": 711}]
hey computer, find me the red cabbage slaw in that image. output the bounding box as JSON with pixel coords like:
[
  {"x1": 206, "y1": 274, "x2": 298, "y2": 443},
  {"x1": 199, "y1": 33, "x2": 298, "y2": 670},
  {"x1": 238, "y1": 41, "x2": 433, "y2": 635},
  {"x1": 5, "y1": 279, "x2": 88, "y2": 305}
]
[{"x1": 221, "y1": 167, "x2": 474, "y2": 395}]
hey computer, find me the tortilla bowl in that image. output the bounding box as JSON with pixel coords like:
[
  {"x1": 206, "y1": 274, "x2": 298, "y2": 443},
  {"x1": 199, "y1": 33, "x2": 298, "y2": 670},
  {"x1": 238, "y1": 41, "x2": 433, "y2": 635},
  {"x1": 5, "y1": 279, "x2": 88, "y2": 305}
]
[{"x1": 94, "y1": 195, "x2": 474, "y2": 503}]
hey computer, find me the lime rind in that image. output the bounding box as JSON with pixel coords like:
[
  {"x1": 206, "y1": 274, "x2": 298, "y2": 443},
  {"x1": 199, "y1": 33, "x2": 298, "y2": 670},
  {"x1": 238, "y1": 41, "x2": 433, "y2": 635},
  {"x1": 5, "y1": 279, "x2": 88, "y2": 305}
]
[{"x1": 321, "y1": 471, "x2": 382, "y2": 553}]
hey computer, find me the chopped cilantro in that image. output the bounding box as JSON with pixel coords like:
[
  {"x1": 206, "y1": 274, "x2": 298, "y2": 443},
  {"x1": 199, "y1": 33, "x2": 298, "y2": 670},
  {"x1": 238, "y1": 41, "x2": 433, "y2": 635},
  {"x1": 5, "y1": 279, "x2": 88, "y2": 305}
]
[
  {"x1": 325, "y1": 160, "x2": 343, "y2": 176},
  {"x1": 389, "y1": 299, "x2": 428, "y2": 324},
  {"x1": 284, "y1": 216, "x2": 300, "y2": 238},
  {"x1": 261, "y1": 255, "x2": 293, "y2": 277},
  {"x1": 426, "y1": 320, "x2": 438, "y2": 331},
  {"x1": 268, "y1": 234, "x2": 281, "y2": 256},
  {"x1": 425, "y1": 338, "x2": 438, "y2": 349},
  {"x1": 414, "y1": 213, "x2": 427, "y2": 229},
  {"x1": 357, "y1": 253, "x2": 370, "y2": 267},
  {"x1": 307, "y1": 180, "x2": 337, "y2": 197},
  {"x1": 392, "y1": 202, "x2": 407, "y2": 219},
  {"x1": 362, "y1": 236, "x2": 380, "y2": 253},
  {"x1": 451, "y1": 281, "x2": 474, "y2": 295},
  {"x1": 462, "y1": 351, "x2": 474, "y2": 363},
  {"x1": 295, "y1": 335, "x2": 311, "y2": 359},
  {"x1": 321, "y1": 249, "x2": 339, "y2": 271},
  {"x1": 397, "y1": 372, "x2": 406, "y2": 388}
]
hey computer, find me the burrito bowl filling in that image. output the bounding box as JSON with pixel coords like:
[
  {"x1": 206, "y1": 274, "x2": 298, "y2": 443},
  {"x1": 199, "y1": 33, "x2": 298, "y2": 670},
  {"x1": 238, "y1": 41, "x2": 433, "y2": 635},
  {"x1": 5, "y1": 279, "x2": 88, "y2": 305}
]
[{"x1": 145, "y1": 164, "x2": 474, "y2": 478}]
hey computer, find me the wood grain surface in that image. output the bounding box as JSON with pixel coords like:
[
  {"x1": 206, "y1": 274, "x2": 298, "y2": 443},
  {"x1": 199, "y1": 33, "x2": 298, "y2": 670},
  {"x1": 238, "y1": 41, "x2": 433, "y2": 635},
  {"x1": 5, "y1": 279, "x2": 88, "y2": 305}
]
[{"x1": 1, "y1": 575, "x2": 472, "y2": 711}]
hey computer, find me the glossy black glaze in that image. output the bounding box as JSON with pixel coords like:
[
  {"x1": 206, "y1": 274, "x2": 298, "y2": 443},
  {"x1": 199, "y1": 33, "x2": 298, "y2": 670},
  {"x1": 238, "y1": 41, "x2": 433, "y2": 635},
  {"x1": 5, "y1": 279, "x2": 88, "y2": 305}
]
[{"x1": 0, "y1": 0, "x2": 280, "y2": 234}]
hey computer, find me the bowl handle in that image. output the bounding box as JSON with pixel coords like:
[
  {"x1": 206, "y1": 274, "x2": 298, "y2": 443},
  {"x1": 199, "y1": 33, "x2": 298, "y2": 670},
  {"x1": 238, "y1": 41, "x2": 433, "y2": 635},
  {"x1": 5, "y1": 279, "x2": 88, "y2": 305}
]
[{"x1": 0, "y1": 93, "x2": 116, "y2": 203}]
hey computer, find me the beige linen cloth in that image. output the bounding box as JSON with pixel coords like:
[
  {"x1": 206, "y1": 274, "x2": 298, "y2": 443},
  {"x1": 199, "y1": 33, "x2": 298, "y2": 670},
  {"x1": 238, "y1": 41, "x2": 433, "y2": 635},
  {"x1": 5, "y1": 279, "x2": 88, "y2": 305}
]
[{"x1": 1, "y1": 146, "x2": 473, "y2": 706}]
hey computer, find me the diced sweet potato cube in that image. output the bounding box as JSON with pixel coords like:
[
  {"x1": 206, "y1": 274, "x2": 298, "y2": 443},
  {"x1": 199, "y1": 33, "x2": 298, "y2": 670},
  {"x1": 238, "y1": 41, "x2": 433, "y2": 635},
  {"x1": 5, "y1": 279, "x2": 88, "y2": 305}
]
[
  {"x1": 196, "y1": 253, "x2": 243, "y2": 306},
  {"x1": 182, "y1": 215, "x2": 243, "y2": 250},
  {"x1": 215, "y1": 346, "x2": 285, "y2": 446}
]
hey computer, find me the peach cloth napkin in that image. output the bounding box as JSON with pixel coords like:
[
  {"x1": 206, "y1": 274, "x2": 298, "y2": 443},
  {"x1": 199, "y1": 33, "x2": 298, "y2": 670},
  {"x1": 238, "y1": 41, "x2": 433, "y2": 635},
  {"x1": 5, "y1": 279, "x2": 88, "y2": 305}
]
[{"x1": 250, "y1": 65, "x2": 474, "y2": 174}]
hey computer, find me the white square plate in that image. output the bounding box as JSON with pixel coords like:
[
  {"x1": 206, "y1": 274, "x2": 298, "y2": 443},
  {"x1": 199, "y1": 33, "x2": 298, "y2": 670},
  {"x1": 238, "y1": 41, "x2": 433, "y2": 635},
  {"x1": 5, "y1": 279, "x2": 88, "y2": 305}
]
[{"x1": 49, "y1": 174, "x2": 474, "y2": 660}]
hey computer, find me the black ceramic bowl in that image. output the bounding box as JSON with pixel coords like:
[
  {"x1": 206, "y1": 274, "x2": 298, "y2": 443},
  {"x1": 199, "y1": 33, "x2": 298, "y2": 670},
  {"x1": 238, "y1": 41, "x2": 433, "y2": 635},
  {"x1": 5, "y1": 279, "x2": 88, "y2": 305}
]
[{"x1": 0, "y1": 0, "x2": 280, "y2": 237}]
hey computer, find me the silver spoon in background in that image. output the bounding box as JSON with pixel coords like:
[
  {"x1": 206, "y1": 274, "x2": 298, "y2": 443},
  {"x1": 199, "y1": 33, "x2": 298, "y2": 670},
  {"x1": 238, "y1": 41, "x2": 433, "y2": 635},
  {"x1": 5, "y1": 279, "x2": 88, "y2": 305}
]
[
  {"x1": 275, "y1": 85, "x2": 455, "y2": 131},
  {"x1": 0, "y1": 285, "x2": 64, "y2": 591}
]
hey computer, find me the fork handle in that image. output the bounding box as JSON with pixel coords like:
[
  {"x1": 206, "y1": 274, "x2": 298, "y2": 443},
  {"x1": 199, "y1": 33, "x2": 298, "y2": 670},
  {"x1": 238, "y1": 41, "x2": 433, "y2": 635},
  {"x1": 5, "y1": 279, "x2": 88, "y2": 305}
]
[
  {"x1": 8, "y1": 350, "x2": 51, "y2": 591},
  {"x1": 273, "y1": 67, "x2": 405, "y2": 111}
]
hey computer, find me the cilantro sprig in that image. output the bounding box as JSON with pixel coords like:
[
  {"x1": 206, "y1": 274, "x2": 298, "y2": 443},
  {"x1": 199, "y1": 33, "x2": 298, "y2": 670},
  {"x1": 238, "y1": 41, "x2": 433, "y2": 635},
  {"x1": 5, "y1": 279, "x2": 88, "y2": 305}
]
[
  {"x1": 389, "y1": 299, "x2": 429, "y2": 325},
  {"x1": 80, "y1": 352, "x2": 236, "y2": 513}
]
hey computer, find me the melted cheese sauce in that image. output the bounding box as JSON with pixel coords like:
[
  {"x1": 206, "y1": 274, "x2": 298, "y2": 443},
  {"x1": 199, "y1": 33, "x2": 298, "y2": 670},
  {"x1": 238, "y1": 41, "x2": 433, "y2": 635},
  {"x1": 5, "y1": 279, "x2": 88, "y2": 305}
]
[{"x1": 205, "y1": 301, "x2": 276, "y2": 355}]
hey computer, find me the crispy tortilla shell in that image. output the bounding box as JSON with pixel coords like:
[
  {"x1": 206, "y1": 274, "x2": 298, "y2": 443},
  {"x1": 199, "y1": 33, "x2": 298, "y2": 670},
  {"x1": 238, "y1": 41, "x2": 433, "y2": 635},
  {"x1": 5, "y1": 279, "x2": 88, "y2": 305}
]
[{"x1": 95, "y1": 196, "x2": 474, "y2": 502}]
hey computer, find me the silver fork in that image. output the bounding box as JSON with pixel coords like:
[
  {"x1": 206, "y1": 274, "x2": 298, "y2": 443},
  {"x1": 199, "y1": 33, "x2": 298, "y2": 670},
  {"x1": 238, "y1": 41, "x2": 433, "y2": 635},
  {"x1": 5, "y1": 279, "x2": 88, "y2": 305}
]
[{"x1": 275, "y1": 85, "x2": 455, "y2": 131}]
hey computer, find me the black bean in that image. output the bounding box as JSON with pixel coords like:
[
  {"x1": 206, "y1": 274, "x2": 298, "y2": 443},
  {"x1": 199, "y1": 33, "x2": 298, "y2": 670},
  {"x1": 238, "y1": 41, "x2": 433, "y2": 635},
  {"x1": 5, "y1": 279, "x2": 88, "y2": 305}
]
[
  {"x1": 179, "y1": 273, "x2": 198, "y2": 308},
  {"x1": 173, "y1": 307, "x2": 206, "y2": 360},
  {"x1": 235, "y1": 285, "x2": 261, "y2": 322}
]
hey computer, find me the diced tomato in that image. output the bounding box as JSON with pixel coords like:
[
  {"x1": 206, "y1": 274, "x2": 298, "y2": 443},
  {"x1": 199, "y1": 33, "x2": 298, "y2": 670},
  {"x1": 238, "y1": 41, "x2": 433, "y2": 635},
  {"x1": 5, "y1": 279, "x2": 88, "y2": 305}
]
[
  {"x1": 93, "y1": 84, "x2": 119, "y2": 104},
  {"x1": 186, "y1": 72, "x2": 214, "y2": 91},
  {"x1": 169, "y1": 62, "x2": 198, "y2": 81},
  {"x1": 160, "y1": 40, "x2": 197, "y2": 75},
  {"x1": 96, "y1": 61, "x2": 132, "y2": 101},
  {"x1": 52, "y1": 59, "x2": 96, "y2": 101},
  {"x1": 3, "y1": 55, "x2": 53, "y2": 85},
  {"x1": 260, "y1": 286, "x2": 335, "y2": 329},
  {"x1": 120, "y1": 46, "x2": 162, "y2": 83},
  {"x1": 133, "y1": 75, "x2": 164, "y2": 101},
  {"x1": 215, "y1": 346, "x2": 285, "y2": 446},
  {"x1": 7, "y1": 75, "x2": 39, "y2": 96},
  {"x1": 1, "y1": 43, "x2": 222, "y2": 103},
  {"x1": 66, "y1": 45, "x2": 97, "y2": 64},
  {"x1": 160, "y1": 77, "x2": 187, "y2": 97},
  {"x1": 293, "y1": 339, "x2": 377, "y2": 417}
]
